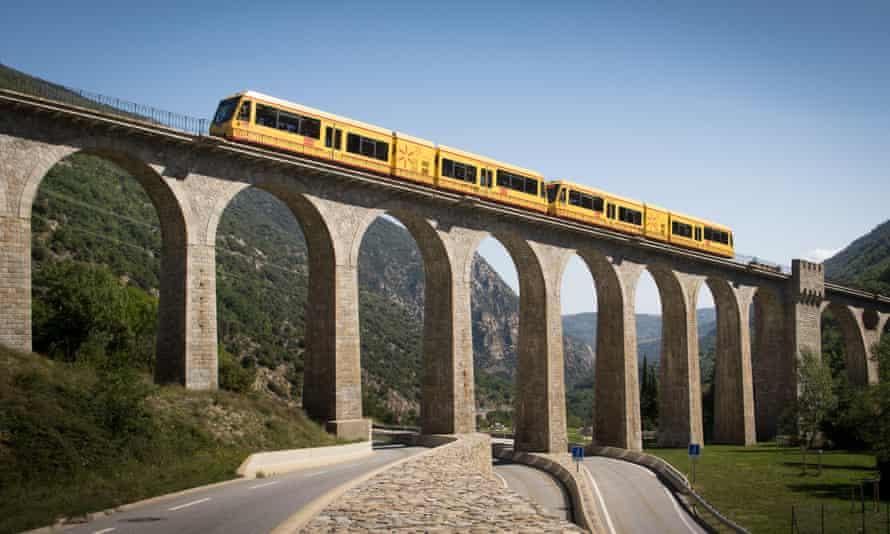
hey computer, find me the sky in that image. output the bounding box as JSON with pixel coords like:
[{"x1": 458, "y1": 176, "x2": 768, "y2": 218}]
[{"x1": 2, "y1": 1, "x2": 888, "y2": 314}]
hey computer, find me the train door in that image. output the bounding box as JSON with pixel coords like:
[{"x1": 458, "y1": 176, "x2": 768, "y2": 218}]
[{"x1": 324, "y1": 123, "x2": 344, "y2": 161}]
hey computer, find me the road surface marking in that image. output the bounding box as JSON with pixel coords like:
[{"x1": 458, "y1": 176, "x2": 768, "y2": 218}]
[
  {"x1": 583, "y1": 464, "x2": 617, "y2": 534},
  {"x1": 93, "y1": 529, "x2": 116, "y2": 534},
  {"x1": 663, "y1": 487, "x2": 700, "y2": 533},
  {"x1": 492, "y1": 470, "x2": 509, "y2": 489},
  {"x1": 304, "y1": 470, "x2": 329, "y2": 477},
  {"x1": 168, "y1": 497, "x2": 211, "y2": 511},
  {"x1": 625, "y1": 461, "x2": 657, "y2": 478},
  {"x1": 249, "y1": 481, "x2": 281, "y2": 489}
]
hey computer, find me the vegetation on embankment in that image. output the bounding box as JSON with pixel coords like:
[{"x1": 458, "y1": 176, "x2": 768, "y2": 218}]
[
  {"x1": 648, "y1": 444, "x2": 885, "y2": 534},
  {"x1": 0, "y1": 345, "x2": 340, "y2": 534}
]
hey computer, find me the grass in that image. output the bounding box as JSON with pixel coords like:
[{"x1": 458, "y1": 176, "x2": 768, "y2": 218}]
[
  {"x1": 0, "y1": 346, "x2": 343, "y2": 534},
  {"x1": 647, "y1": 443, "x2": 888, "y2": 533}
]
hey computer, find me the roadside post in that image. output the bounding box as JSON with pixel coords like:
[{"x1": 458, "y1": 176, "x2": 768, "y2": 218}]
[
  {"x1": 688, "y1": 443, "x2": 701, "y2": 486},
  {"x1": 572, "y1": 445, "x2": 584, "y2": 472}
]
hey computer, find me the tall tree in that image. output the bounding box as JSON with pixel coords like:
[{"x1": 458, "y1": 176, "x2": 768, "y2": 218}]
[{"x1": 795, "y1": 350, "x2": 837, "y2": 474}]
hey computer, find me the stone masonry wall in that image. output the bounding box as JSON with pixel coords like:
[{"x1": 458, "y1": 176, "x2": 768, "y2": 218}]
[{"x1": 302, "y1": 434, "x2": 586, "y2": 533}]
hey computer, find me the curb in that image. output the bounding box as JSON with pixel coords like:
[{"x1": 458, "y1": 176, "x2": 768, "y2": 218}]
[{"x1": 493, "y1": 445, "x2": 606, "y2": 534}]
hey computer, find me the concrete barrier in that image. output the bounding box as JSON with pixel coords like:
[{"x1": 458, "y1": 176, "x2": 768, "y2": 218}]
[
  {"x1": 492, "y1": 444, "x2": 606, "y2": 534},
  {"x1": 237, "y1": 441, "x2": 373, "y2": 478}
]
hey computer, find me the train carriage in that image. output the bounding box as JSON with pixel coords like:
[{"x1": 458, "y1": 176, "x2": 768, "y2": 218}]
[
  {"x1": 546, "y1": 181, "x2": 646, "y2": 237},
  {"x1": 437, "y1": 145, "x2": 548, "y2": 213},
  {"x1": 667, "y1": 212, "x2": 734, "y2": 258}
]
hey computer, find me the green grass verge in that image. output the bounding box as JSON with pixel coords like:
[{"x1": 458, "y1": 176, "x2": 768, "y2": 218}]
[
  {"x1": 0, "y1": 346, "x2": 343, "y2": 534},
  {"x1": 647, "y1": 443, "x2": 887, "y2": 533}
]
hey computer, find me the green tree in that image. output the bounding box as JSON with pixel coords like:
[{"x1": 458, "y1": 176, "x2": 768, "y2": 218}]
[
  {"x1": 794, "y1": 349, "x2": 838, "y2": 474},
  {"x1": 218, "y1": 345, "x2": 255, "y2": 393},
  {"x1": 32, "y1": 261, "x2": 157, "y2": 369},
  {"x1": 639, "y1": 356, "x2": 659, "y2": 431},
  {"x1": 851, "y1": 335, "x2": 890, "y2": 495}
]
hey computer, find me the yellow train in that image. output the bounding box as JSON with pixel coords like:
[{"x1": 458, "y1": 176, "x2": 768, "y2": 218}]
[{"x1": 210, "y1": 91, "x2": 734, "y2": 258}]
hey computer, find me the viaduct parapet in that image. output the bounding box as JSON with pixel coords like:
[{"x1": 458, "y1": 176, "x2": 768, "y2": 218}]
[{"x1": 1, "y1": 90, "x2": 888, "y2": 450}]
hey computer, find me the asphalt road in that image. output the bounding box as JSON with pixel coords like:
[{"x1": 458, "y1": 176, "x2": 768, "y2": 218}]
[
  {"x1": 583, "y1": 456, "x2": 706, "y2": 534},
  {"x1": 62, "y1": 443, "x2": 425, "y2": 534},
  {"x1": 492, "y1": 458, "x2": 573, "y2": 521}
]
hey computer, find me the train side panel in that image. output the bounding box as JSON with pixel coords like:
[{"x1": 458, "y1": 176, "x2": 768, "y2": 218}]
[
  {"x1": 393, "y1": 133, "x2": 436, "y2": 186},
  {"x1": 644, "y1": 204, "x2": 670, "y2": 242}
]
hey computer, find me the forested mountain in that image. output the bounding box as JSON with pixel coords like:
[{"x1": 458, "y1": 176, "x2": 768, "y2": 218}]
[
  {"x1": 562, "y1": 308, "x2": 717, "y2": 364},
  {"x1": 824, "y1": 219, "x2": 890, "y2": 294}
]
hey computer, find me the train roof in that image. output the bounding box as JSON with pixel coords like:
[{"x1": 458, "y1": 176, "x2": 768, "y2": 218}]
[
  {"x1": 439, "y1": 145, "x2": 541, "y2": 177},
  {"x1": 224, "y1": 91, "x2": 393, "y2": 136},
  {"x1": 395, "y1": 132, "x2": 436, "y2": 147},
  {"x1": 669, "y1": 210, "x2": 733, "y2": 232}
]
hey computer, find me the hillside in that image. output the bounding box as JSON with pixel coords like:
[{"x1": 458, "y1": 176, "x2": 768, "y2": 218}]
[
  {"x1": 824, "y1": 218, "x2": 890, "y2": 294},
  {"x1": 562, "y1": 308, "x2": 717, "y2": 364},
  {"x1": 0, "y1": 345, "x2": 338, "y2": 534}
]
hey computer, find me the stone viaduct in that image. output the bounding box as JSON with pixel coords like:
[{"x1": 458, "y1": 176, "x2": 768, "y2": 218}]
[{"x1": 1, "y1": 89, "x2": 888, "y2": 452}]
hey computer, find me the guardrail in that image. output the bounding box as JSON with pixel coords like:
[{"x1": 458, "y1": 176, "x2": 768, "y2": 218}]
[
  {"x1": 588, "y1": 445, "x2": 750, "y2": 534},
  {"x1": 0, "y1": 63, "x2": 208, "y2": 135}
]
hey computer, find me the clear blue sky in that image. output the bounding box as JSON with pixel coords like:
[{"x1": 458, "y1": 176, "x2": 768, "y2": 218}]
[{"x1": 3, "y1": 1, "x2": 888, "y2": 314}]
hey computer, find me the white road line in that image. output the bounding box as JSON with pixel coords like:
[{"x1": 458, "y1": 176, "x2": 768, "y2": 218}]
[
  {"x1": 582, "y1": 464, "x2": 617, "y2": 534},
  {"x1": 249, "y1": 481, "x2": 281, "y2": 489},
  {"x1": 663, "y1": 487, "x2": 700, "y2": 534},
  {"x1": 625, "y1": 460, "x2": 657, "y2": 478},
  {"x1": 93, "y1": 529, "x2": 116, "y2": 534},
  {"x1": 304, "y1": 470, "x2": 329, "y2": 477},
  {"x1": 168, "y1": 497, "x2": 211, "y2": 511},
  {"x1": 492, "y1": 469, "x2": 509, "y2": 489}
]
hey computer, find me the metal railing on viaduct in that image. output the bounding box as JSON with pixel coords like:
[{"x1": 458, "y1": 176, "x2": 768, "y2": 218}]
[{"x1": 1, "y1": 83, "x2": 888, "y2": 453}]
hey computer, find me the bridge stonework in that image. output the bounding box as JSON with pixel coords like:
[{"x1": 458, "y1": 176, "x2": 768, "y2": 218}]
[{"x1": 2, "y1": 92, "x2": 888, "y2": 449}]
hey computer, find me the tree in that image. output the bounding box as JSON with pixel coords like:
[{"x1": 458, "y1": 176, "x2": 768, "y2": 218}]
[
  {"x1": 639, "y1": 356, "x2": 659, "y2": 431},
  {"x1": 852, "y1": 336, "x2": 890, "y2": 495},
  {"x1": 795, "y1": 349, "x2": 837, "y2": 474}
]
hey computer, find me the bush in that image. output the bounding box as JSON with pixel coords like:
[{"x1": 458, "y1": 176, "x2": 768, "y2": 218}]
[
  {"x1": 32, "y1": 261, "x2": 157, "y2": 369},
  {"x1": 218, "y1": 345, "x2": 255, "y2": 393}
]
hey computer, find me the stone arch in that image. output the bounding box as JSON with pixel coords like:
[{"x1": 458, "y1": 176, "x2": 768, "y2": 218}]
[
  {"x1": 646, "y1": 265, "x2": 703, "y2": 448},
  {"x1": 244, "y1": 181, "x2": 346, "y2": 424},
  {"x1": 14, "y1": 138, "x2": 193, "y2": 386},
  {"x1": 825, "y1": 302, "x2": 870, "y2": 387},
  {"x1": 750, "y1": 286, "x2": 788, "y2": 441},
  {"x1": 575, "y1": 250, "x2": 642, "y2": 450},
  {"x1": 707, "y1": 277, "x2": 756, "y2": 445},
  {"x1": 472, "y1": 231, "x2": 567, "y2": 452}
]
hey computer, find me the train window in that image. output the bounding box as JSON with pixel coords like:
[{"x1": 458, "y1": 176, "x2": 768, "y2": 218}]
[
  {"x1": 607, "y1": 204, "x2": 616, "y2": 219},
  {"x1": 569, "y1": 190, "x2": 581, "y2": 206},
  {"x1": 695, "y1": 227, "x2": 702, "y2": 241},
  {"x1": 346, "y1": 133, "x2": 389, "y2": 161},
  {"x1": 560, "y1": 189, "x2": 567, "y2": 203},
  {"x1": 704, "y1": 227, "x2": 729, "y2": 244},
  {"x1": 619, "y1": 206, "x2": 642, "y2": 226},
  {"x1": 672, "y1": 221, "x2": 693, "y2": 238},
  {"x1": 442, "y1": 158, "x2": 477, "y2": 183},
  {"x1": 255, "y1": 104, "x2": 278, "y2": 128},
  {"x1": 212, "y1": 97, "x2": 239, "y2": 124},
  {"x1": 497, "y1": 170, "x2": 538, "y2": 195},
  {"x1": 238, "y1": 101, "x2": 251, "y2": 122}
]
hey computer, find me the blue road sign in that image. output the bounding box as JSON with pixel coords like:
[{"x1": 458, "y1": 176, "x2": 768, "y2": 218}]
[
  {"x1": 688, "y1": 443, "x2": 701, "y2": 457},
  {"x1": 572, "y1": 445, "x2": 584, "y2": 461}
]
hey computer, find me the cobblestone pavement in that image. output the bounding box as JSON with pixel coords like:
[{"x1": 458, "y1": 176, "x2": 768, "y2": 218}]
[{"x1": 302, "y1": 435, "x2": 586, "y2": 533}]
